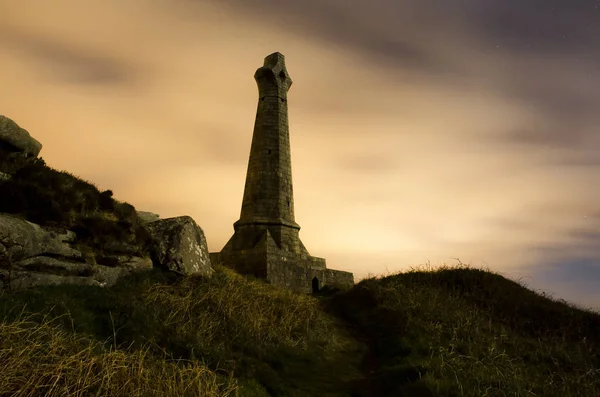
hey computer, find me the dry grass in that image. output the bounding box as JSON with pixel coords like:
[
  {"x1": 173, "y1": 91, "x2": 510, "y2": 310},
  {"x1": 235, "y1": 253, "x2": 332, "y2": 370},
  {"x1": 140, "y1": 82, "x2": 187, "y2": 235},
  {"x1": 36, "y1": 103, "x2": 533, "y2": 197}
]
[
  {"x1": 0, "y1": 310, "x2": 237, "y2": 397},
  {"x1": 2, "y1": 261, "x2": 599, "y2": 396},
  {"x1": 143, "y1": 267, "x2": 340, "y2": 351},
  {"x1": 331, "y1": 261, "x2": 600, "y2": 396},
  {"x1": 0, "y1": 266, "x2": 362, "y2": 397}
]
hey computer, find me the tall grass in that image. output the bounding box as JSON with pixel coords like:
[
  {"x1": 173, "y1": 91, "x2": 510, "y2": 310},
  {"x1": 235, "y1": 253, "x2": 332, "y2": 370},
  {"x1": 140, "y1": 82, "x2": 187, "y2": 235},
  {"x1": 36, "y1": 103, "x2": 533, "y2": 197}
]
[
  {"x1": 0, "y1": 267, "x2": 363, "y2": 397},
  {"x1": 330, "y1": 262, "x2": 600, "y2": 396},
  {"x1": 0, "y1": 310, "x2": 236, "y2": 397},
  {"x1": 1, "y1": 262, "x2": 599, "y2": 396}
]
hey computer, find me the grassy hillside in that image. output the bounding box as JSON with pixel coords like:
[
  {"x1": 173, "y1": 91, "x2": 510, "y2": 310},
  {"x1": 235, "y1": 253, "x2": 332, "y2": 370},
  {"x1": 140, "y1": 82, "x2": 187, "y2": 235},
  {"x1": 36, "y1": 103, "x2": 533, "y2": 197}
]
[
  {"x1": 0, "y1": 266, "x2": 364, "y2": 396},
  {"x1": 0, "y1": 156, "x2": 599, "y2": 396},
  {"x1": 1, "y1": 263, "x2": 599, "y2": 396},
  {"x1": 331, "y1": 264, "x2": 600, "y2": 396}
]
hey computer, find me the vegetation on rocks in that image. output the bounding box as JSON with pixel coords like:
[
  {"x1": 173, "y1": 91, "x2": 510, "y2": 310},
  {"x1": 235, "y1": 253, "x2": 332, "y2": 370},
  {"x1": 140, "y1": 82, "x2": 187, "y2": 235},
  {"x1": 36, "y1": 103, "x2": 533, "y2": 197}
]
[{"x1": 0, "y1": 156, "x2": 151, "y2": 257}]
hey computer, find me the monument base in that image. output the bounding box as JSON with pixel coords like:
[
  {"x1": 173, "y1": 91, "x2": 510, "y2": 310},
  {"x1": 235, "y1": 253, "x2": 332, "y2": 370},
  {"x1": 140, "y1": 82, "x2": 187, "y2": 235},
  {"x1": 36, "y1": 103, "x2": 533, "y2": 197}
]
[{"x1": 210, "y1": 228, "x2": 354, "y2": 293}]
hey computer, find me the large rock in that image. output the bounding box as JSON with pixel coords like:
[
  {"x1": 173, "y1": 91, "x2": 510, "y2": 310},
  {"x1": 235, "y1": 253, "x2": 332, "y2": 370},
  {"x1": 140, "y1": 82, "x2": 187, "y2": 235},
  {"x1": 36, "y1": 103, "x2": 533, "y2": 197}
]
[
  {"x1": 1, "y1": 271, "x2": 106, "y2": 291},
  {"x1": 91, "y1": 255, "x2": 153, "y2": 287},
  {"x1": 145, "y1": 216, "x2": 213, "y2": 276},
  {"x1": 0, "y1": 115, "x2": 42, "y2": 158},
  {"x1": 2, "y1": 253, "x2": 154, "y2": 291},
  {"x1": 0, "y1": 213, "x2": 82, "y2": 262},
  {"x1": 16, "y1": 256, "x2": 91, "y2": 275},
  {"x1": 0, "y1": 213, "x2": 154, "y2": 291}
]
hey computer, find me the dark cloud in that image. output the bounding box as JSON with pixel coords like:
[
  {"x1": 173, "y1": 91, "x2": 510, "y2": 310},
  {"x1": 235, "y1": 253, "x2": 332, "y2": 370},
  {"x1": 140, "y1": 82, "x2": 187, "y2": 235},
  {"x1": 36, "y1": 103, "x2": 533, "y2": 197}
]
[
  {"x1": 502, "y1": 127, "x2": 582, "y2": 149},
  {"x1": 467, "y1": 0, "x2": 600, "y2": 53},
  {"x1": 501, "y1": 122, "x2": 591, "y2": 150},
  {"x1": 496, "y1": 124, "x2": 600, "y2": 168},
  {"x1": 207, "y1": 0, "x2": 600, "y2": 69},
  {"x1": 527, "y1": 224, "x2": 600, "y2": 266},
  {"x1": 443, "y1": 1, "x2": 600, "y2": 147},
  {"x1": 208, "y1": 0, "x2": 600, "y2": 125},
  {"x1": 203, "y1": 0, "x2": 460, "y2": 76},
  {"x1": 528, "y1": 258, "x2": 600, "y2": 303},
  {"x1": 517, "y1": 82, "x2": 599, "y2": 119},
  {"x1": 492, "y1": 62, "x2": 600, "y2": 149},
  {"x1": 0, "y1": 26, "x2": 136, "y2": 86}
]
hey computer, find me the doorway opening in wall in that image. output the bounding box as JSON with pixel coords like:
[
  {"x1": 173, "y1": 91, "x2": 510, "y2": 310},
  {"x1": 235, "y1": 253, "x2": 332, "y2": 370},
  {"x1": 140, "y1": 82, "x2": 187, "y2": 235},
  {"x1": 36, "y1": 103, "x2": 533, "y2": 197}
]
[{"x1": 312, "y1": 277, "x2": 320, "y2": 293}]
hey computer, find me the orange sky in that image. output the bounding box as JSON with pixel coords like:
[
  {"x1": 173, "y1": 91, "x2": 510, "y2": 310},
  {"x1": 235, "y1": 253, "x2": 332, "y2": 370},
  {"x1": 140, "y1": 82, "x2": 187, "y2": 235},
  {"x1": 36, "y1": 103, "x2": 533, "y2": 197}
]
[{"x1": 1, "y1": 0, "x2": 600, "y2": 311}]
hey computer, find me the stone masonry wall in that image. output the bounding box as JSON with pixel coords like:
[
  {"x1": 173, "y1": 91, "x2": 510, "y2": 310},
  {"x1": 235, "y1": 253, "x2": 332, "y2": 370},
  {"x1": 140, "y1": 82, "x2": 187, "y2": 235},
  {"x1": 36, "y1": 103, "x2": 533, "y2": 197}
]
[
  {"x1": 211, "y1": 246, "x2": 268, "y2": 280},
  {"x1": 266, "y1": 261, "x2": 354, "y2": 293}
]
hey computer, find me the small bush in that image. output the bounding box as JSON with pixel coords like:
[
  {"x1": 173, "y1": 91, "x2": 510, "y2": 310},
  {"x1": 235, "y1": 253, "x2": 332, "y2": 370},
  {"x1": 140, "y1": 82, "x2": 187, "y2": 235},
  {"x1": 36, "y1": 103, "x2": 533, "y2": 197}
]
[
  {"x1": 99, "y1": 189, "x2": 114, "y2": 211},
  {"x1": 71, "y1": 215, "x2": 134, "y2": 249},
  {"x1": 0, "y1": 180, "x2": 72, "y2": 225},
  {"x1": 0, "y1": 161, "x2": 105, "y2": 226},
  {"x1": 115, "y1": 201, "x2": 137, "y2": 224}
]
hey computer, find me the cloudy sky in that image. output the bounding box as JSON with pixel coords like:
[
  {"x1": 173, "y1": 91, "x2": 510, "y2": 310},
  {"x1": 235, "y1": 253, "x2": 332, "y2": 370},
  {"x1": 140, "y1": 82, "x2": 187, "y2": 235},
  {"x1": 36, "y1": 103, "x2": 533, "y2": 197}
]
[{"x1": 1, "y1": 0, "x2": 599, "y2": 311}]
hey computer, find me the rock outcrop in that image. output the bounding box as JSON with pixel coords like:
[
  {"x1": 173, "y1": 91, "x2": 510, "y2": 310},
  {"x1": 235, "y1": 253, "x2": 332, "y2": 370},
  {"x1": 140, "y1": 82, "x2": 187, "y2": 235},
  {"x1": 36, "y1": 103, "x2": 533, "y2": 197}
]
[
  {"x1": 0, "y1": 212, "x2": 215, "y2": 291},
  {"x1": 0, "y1": 213, "x2": 82, "y2": 262},
  {"x1": 91, "y1": 255, "x2": 153, "y2": 287},
  {"x1": 145, "y1": 216, "x2": 213, "y2": 276},
  {"x1": 0, "y1": 115, "x2": 215, "y2": 291},
  {"x1": 0, "y1": 213, "x2": 153, "y2": 291},
  {"x1": 0, "y1": 115, "x2": 42, "y2": 158}
]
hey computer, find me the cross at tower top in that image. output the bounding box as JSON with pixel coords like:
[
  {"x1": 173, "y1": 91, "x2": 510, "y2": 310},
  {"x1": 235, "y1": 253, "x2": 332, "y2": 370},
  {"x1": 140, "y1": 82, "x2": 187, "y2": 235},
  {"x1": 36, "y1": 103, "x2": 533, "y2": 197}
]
[{"x1": 254, "y1": 52, "x2": 293, "y2": 100}]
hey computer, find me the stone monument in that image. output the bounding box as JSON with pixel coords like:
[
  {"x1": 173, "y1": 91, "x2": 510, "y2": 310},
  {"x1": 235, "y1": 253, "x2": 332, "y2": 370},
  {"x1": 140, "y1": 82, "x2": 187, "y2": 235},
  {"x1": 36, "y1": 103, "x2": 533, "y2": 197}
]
[{"x1": 210, "y1": 52, "x2": 354, "y2": 293}]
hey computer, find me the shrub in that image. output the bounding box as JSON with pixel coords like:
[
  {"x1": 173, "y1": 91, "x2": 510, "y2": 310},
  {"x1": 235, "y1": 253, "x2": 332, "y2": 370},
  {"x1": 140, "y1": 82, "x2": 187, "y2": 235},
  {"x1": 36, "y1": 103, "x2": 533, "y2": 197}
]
[
  {"x1": 0, "y1": 180, "x2": 72, "y2": 225},
  {"x1": 114, "y1": 201, "x2": 137, "y2": 224},
  {"x1": 70, "y1": 215, "x2": 130, "y2": 249},
  {"x1": 99, "y1": 190, "x2": 114, "y2": 211}
]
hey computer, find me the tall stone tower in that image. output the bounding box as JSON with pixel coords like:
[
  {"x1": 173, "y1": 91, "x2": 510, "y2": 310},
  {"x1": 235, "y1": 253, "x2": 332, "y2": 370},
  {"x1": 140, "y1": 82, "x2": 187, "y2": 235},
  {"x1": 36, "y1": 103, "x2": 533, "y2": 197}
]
[{"x1": 210, "y1": 52, "x2": 354, "y2": 293}]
